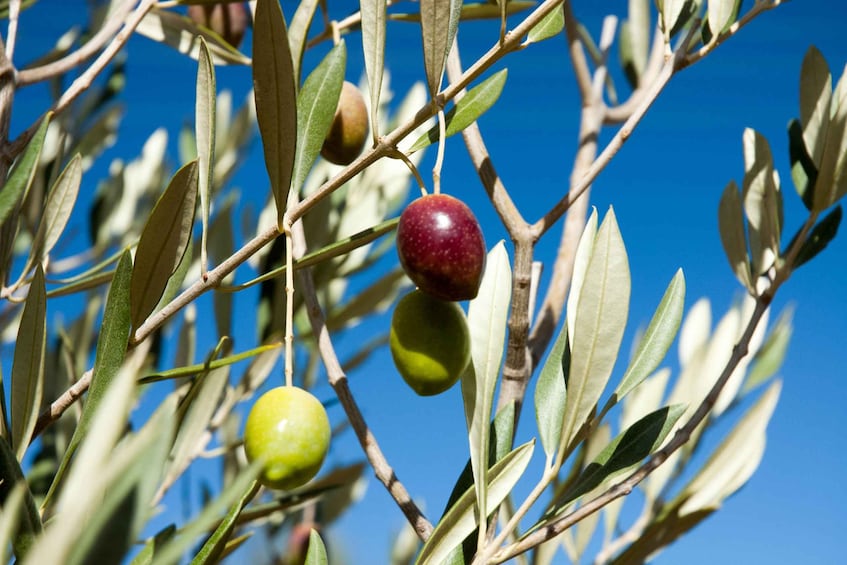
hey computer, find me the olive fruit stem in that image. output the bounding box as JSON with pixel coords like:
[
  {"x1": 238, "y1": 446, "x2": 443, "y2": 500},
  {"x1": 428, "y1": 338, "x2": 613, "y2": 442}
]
[
  {"x1": 283, "y1": 215, "x2": 295, "y2": 388},
  {"x1": 387, "y1": 148, "x2": 427, "y2": 197},
  {"x1": 432, "y1": 105, "x2": 446, "y2": 195}
]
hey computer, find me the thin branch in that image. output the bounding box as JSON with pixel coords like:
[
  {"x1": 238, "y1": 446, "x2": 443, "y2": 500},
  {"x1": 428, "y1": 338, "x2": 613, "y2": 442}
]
[
  {"x1": 562, "y1": 0, "x2": 592, "y2": 102},
  {"x1": 291, "y1": 219, "x2": 434, "y2": 542},
  {"x1": 16, "y1": 0, "x2": 137, "y2": 86},
  {"x1": 5, "y1": 0, "x2": 21, "y2": 62}
]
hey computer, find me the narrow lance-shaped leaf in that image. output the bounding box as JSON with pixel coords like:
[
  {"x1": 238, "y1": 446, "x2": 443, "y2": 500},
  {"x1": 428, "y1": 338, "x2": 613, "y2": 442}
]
[
  {"x1": 615, "y1": 269, "x2": 685, "y2": 400},
  {"x1": 526, "y1": 2, "x2": 564, "y2": 44},
  {"x1": 410, "y1": 69, "x2": 509, "y2": 152},
  {"x1": 287, "y1": 0, "x2": 321, "y2": 83},
  {"x1": 814, "y1": 64, "x2": 847, "y2": 210},
  {"x1": 389, "y1": 1, "x2": 535, "y2": 23},
  {"x1": 792, "y1": 204, "x2": 842, "y2": 268},
  {"x1": 799, "y1": 46, "x2": 832, "y2": 166},
  {"x1": 560, "y1": 208, "x2": 630, "y2": 449},
  {"x1": 11, "y1": 265, "x2": 47, "y2": 461},
  {"x1": 788, "y1": 118, "x2": 817, "y2": 210},
  {"x1": 534, "y1": 323, "x2": 569, "y2": 463},
  {"x1": 416, "y1": 440, "x2": 535, "y2": 565},
  {"x1": 130, "y1": 160, "x2": 198, "y2": 328},
  {"x1": 741, "y1": 128, "x2": 782, "y2": 275},
  {"x1": 567, "y1": 207, "x2": 599, "y2": 350},
  {"x1": 23, "y1": 153, "x2": 82, "y2": 275},
  {"x1": 718, "y1": 180, "x2": 753, "y2": 293},
  {"x1": 559, "y1": 404, "x2": 686, "y2": 506},
  {"x1": 0, "y1": 436, "x2": 42, "y2": 560},
  {"x1": 253, "y1": 0, "x2": 297, "y2": 229},
  {"x1": 462, "y1": 241, "x2": 511, "y2": 548},
  {"x1": 196, "y1": 37, "x2": 216, "y2": 276},
  {"x1": 420, "y1": 0, "x2": 462, "y2": 97},
  {"x1": 189, "y1": 479, "x2": 259, "y2": 565},
  {"x1": 361, "y1": 0, "x2": 387, "y2": 139},
  {"x1": 43, "y1": 251, "x2": 134, "y2": 508},
  {"x1": 292, "y1": 42, "x2": 346, "y2": 193},
  {"x1": 0, "y1": 113, "x2": 51, "y2": 225},
  {"x1": 304, "y1": 530, "x2": 329, "y2": 565},
  {"x1": 707, "y1": 0, "x2": 736, "y2": 37}
]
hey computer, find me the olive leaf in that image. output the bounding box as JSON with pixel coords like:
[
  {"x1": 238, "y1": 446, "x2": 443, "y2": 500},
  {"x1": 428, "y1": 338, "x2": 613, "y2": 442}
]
[
  {"x1": 196, "y1": 37, "x2": 216, "y2": 275},
  {"x1": 0, "y1": 113, "x2": 51, "y2": 225},
  {"x1": 253, "y1": 0, "x2": 297, "y2": 229},
  {"x1": 361, "y1": 0, "x2": 387, "y2": 137},
  {"x1": 534, "y1": 323, "x2": 569, "y2": 463},
  {"x1": 419, "y1": 0, "x2": 462, "y2": 97}
]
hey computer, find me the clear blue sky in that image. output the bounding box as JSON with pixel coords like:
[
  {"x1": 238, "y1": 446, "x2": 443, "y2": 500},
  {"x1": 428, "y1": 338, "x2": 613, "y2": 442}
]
[{"x1": 7, "y1": 1, "x2": 847, "y2": 564}]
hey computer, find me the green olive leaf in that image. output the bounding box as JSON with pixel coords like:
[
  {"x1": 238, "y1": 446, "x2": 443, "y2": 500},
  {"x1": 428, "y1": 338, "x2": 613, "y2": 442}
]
[
  {"x1": 390, "y1": 1, "x2": 535, "y2": 23},
  {"x1": 292, "y1": 42, "x2": 347, "y2": 193},
  {"x1": 253, "y1": 0, "x2": 297, "y2": 230},
  {"x1": 527, "y1": 2, "x2": 563, "y2": 44},
  {"x1": 304, "y1": 530, "x2": 329, "y2": 565},
  {"x1": 361, "y1": 0, "x2": 387, "y2": 137},
  {"x1": 130, "y1": 160, "x2": 198, "y2": 328},
  {"x1": 534, "y1": 323, "x2": 569, "y2": 463},
  {"x1": 288, "y1": 0, "x2": 321, "y2": 84},
  {"x1": 189, "y1": 472, "x2": 258, "y2": 565},
  {"x1": 0, "y1": 436, "x2": 42, "y2": 561},
  {"x1": 615, "y1": 269, "x2": 685, "y2": 401},
  {"x1": 419, "y1": 0, "x2": 463, "y2": 97},
  {"x1": 0, "y1": 113, "x2": 51, "y2": 225},
  {"x1": 416, "y1": 440, "x2": 534, "y2": 565},
  {"x1": 10, "y1": 265, "x2": 47, "y2": 461},
  {"x1": 135, "y1": 7, "x2": 250, "y2": 65},
  {"x1": 788, "y1": 118, "x2": 817, "y2": 210},
  {"x1": 718, "y1": 180, "x2": 754, "y2": 293},
  {"x1": 409, "y1": 69, "x2": 508, "y2": 152},
  {"x1": 799, "y1": 46, "x2": 832, "y2": 167},
  {"x1": 196, "y1": 37, "x2": 216, "y2": 275}
]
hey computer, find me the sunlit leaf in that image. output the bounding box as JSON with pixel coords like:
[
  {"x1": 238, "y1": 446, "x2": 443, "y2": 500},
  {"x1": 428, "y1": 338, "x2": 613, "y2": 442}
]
[
  {"x1": 741, "y1": 128, "x2": 782, "y2": 275},
  {"x1": 253, "y1": 0, "x2": 297, "y2": 229},
  {"x1": 410, "y1": 69, "x2": 508, "y2": 152},
  {"x1": 707, "y1": 0, "x2": 737, "y2": 37},
  {"x1": 619, "y1": 0, "x2": 650, "y2": 87},
  {"x1": 718, "y1": 180, "x2": 753, "y2": 293},
  {"x1": 361, "y1": 0, "x2": 387, "y2": 137},
  {"x1": 812, "y1": 63, "x2": 847, "y2": 211},
  {"x1": 462, "y1": 242, "x2": 511, "y2": 545},
  {"x1": 616, "y1": 269, "x2": 685, "y2": 400},
  {"x1": 420, "y1": 0, "x2": 462, "y2": 97},
  {"x1": 131, "y1": 160, "x2": 198, "y2": 328},
  {"x1": 292, "y1": 42, "x2": 346, "y2": 193},
  {"x1": 677, "y1": 380, "x2": 781, "y2": 515},
  {"x1": 0, "y1": 113, "x2": 51, "y2": 225},
  {"x1": 526, "y1": 2, "x2": 563, "y2": 44},
  {"x1": 11, "y1": 265, "x2": 47, "y2": 461},
  {"x1": 25, "y1": 153, "x2": 82, "y2": 272},
  {"x1": 567, "y1": 208, "x2": 598, "y2": 350},
  {"x1": 416, "y1": 440, "x2": 534, "y2": 565},
  {"x1": 196, "y1": 38, "x2": 216, "y2": 275},
  {"x1": 561, "y1": 208, "x2": 630, "y2": 448},
  {"x1": 288, "y1": 0, "x2": 321, "y2": 83},
  {"x1": 136, "y1": 7, "x2": 250, "y2": 65},
  {"x1": 534, "y1": 324, "x2": 569, "y2": 462},
  {"x1": 799, "y1": 46, "x2": 832, "y2": 166},
  {"x1": 304, "y1": 530, "x2": 329, "y2": 565}
]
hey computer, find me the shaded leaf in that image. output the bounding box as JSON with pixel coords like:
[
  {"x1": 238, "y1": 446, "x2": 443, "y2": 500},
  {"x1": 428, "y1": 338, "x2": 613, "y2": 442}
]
[
  {"x1": 131, "y1": 161, "x2": 199, "y2": 328},
  {"x1": 793, "y1": 204, "x2": 842, "y2": 268},
  {"x1": 189, "y1": 481, "x2": 258, "y2": 565},
  {"x1": 0, "y1": 437, "x2": 42, "y2": 561},
  {"x1": 253, "y1": 0, "x2": 298, "y2": 229},
  {"x1": 527, "y1": 2, "x2": 564, "y2": 44},
  {"x1": 136, "y1": 7, "x2": 250, "y2": 65},
  {"x1": 561, "y1": 404, "x2": 686, "y2": 506},
  {"x1": 462, "y1": 242, "x2": 511, "y2": 544},
  {"x1": 410, "y1": 69, "x2": 508, "y2": 152},
  {"x1": 416, "y1": 440, "x2": 535, "y2": 565},
  {"x1": 391, "y1": 1, "x2": 535, "y2": 23},
  {"x1": 718, "y1": 180, "x2": 753, "y2": 292},
  {"x1": 534, "y1": 324, "x2": 569, "y2": 462},
  {"x1": 304, "y1": 530, "x2": 329, "y2": 565},
  {"x1": 561, "y1": 209, "x2": 630, "y2": 448},
  {"x1": 11, "y1": 265, "x2": 47, "y2": 461},
  {"x1": 292, "y1": 42, "x2": 347, "y2": 193},
  {"x1": 788, "y1": 118, "x2": 817, "y2": 210},
  {"x1": 361, "y1": 0, "x2": 387, "y2": 137},
  {"x1": 609, "y1": 509, "x2": 715, "y2": 564},
  {"x1": 0, "y1": 113, "x2": 51, "y2": 225},
  {"x1": 196, "y1": 37, "x2": 216, "y2": 274},
  {"x1": 616, "y1": 269, "x2": 685, "y2": 400}
]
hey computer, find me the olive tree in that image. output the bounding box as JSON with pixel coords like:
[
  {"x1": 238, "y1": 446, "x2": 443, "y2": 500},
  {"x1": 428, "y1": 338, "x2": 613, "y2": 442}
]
[{"x1": 0, "y1": 0, "x2": 843, "y2": 563}]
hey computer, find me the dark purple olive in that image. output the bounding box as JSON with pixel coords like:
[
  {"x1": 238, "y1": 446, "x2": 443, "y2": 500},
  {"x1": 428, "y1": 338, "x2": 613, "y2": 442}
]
[
  {"x1": 396, "y1": 194, "x2": 486, "y2": 301},
  {"x1": 188, "y1": 2, "x2": 249, "y2": 49}
]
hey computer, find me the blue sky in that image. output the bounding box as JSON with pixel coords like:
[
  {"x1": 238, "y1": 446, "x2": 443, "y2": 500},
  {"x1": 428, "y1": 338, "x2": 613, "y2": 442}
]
[{"x1": 7, "y1": 1, "x2": 847, "y2": 564}]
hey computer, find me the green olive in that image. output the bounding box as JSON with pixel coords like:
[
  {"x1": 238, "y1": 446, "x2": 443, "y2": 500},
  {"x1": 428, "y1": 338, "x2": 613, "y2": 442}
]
[
  {"x1": 243, "y1": 386, "x2": 330, "y2": 490},
  {"x1": 390, "y1": 290, "x2": 471, "y2": 396}
]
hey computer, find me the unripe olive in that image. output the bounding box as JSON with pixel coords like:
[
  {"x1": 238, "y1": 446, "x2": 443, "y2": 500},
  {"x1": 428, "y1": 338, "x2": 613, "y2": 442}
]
[
  {"x1": 320, "y1": 81, "x2": 369, "y2": 166},
  {"x1": 187, "y1": 2, "x2": 249, "y2": 49},
  {"x1": 243, "y1": 386, "x2": 330, "y2": 490},
  {"x1": 390, "y1": 290, "x2": 471, "y2": 396}
]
